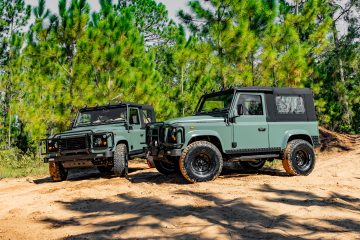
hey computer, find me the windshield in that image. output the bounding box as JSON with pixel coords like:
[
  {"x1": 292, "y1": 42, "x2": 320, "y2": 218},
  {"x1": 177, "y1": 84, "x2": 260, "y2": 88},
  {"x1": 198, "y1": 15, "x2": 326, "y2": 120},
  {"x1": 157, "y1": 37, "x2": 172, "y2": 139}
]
[
  {"x1": 196, "y1": 92, "x2": 234, "y2": 115},
  {"x1": 74, "y1": 107, "x2": 127, "y2": 127}
]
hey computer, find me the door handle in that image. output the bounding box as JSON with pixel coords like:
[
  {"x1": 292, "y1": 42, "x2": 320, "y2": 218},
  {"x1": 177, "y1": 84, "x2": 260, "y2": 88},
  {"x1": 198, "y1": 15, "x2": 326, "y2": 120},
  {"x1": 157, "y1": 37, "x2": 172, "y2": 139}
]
[
  {"x1": 258, "y1": 128, "x2": 266, "y2": 132},
  {"x1": 140, "y1": 134, "x2": 144, "y2": 137}
]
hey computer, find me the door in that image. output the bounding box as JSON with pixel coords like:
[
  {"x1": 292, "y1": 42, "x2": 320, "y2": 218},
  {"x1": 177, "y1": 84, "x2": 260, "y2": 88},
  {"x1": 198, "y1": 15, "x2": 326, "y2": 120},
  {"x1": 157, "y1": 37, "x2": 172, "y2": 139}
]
[
  {"x1": 232, "y1": 93, "x2": 269, "y2": 150},
  {"x1": 128, "y1": 107, "x2": 145, "y2": 153}
]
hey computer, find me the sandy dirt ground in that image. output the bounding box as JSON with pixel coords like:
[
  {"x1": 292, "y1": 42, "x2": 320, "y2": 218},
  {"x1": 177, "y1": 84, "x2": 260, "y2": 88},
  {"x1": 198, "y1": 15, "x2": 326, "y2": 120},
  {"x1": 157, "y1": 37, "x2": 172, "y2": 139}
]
[{"x1": 0, "y1": 146, "x2": 359, "y2": 239}]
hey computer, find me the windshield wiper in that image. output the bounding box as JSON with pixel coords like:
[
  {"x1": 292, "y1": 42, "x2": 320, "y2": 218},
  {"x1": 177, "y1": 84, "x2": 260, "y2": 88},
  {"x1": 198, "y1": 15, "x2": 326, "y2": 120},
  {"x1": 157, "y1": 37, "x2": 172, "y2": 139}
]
[
  {"x1": 105, "y1": 119, "x2": 126, "y2": 123},
  {"x1": 196, "y1": 108, "x2": 229, "y2": 115},
  {"x1": 74, "y1": 123, "x2": 94, "y2": 127}
]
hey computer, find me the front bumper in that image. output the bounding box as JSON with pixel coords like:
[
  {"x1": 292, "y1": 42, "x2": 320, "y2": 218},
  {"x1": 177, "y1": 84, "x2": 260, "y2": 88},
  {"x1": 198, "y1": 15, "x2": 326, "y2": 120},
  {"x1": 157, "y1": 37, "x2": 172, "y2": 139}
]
[
  {"x1": 146, "y1": 122, "x2": 185, "y2": 159},
  {"x1": 147, "y1": 148, "x2": 182, "y2": 158},
  {"x1": 44, "y1": 150, "x2": 114, "y2": 163}
]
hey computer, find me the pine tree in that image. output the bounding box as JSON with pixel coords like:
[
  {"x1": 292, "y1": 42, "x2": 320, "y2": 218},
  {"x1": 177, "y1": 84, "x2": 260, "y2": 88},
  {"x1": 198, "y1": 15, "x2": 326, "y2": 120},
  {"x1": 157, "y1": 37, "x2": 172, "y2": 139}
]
[
  {"x1": 12, "y1": 0, "x2": 91, "y2": 139},
  {"x1": 179, "y1": 0, "x2": 279, "y2": 87},
  {"x1": 115, "y1": 0, "x2": 176, "y2": 45},
  {"x1": 314, "y1": 0, "x2": 359, "y2": 132},
  {"x1": 13, "y1": 0, "x2": 174, "y2": 142},
  {"x1": 259, "y1": 0, "x2": 332, "y2": 87},
  {"x1": 0, "y1": 0, "x2": 31, "y2": 147}
]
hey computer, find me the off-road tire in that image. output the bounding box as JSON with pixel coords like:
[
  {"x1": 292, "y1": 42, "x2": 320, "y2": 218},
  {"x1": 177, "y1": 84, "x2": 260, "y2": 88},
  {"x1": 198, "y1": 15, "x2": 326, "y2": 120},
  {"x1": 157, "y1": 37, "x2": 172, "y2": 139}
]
[
  {"x1": 113, "y1": 144, "x2": 127, "y2": 177},
  {"x1": 97, "y1": 166, "x2": 113, "y2": 174},
  {"x1": 240, "y1": 159, "x2": 266, "y2": 170},
  {"x1": 153, "y1": 158, "x2": 178, "y2": 175},
  {"x1": 179, "y1": 141, "x2": 223, "y2": 183},
  {"x1": 282, "y1": 139, "x2": 315, "y2": 176},
  {"x1": 49, "y1": 162, "x2": 68, "y2": 182}
]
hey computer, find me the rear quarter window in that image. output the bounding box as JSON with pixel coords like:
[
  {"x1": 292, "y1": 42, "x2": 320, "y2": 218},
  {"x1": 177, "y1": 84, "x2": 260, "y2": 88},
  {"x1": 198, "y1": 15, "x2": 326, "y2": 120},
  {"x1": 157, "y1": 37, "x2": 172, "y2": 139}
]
[
  {"x1": 142, "y1": 109, "x2": 153, "y2": 124},
  {"x1": 275, "y1": 96, "x2": 305, "y2": 114}
]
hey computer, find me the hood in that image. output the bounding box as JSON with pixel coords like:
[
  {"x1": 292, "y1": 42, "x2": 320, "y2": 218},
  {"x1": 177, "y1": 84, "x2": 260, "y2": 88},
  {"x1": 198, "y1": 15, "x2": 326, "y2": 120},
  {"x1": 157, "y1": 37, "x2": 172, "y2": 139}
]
[
  {"x1": 165, "y1": 115, "x2": 224, "y2": 124},
  {"x1": 53, "y1": 123, "x2": 126, "y2": 137}
]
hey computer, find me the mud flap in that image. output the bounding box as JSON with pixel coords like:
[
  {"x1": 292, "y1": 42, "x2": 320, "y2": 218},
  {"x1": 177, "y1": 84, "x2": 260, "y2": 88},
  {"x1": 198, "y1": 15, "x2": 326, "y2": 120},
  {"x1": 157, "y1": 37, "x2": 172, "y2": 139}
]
[
  {"x1": 146, "y1": 152, "x2": 155, "y2": 168},
  {"x1": 49, "y1": 162, "x2": 61, "y2": 181}
]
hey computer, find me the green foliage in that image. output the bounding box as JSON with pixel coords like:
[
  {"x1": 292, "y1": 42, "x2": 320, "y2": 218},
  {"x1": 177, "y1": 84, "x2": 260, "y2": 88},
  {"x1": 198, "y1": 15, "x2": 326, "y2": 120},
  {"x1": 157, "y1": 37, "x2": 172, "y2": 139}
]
[
  {"x1": 0, "y1": 148, "x2": 47, "y2": 178},
  {"x1": 116, "y1": 0, "x2": 176, "y2": 45},
  {"x1": 312, "y1": 0, "x2": 360, "y2": 132},
  {"x1": 178, "y1": 0, "x2": 332, "y2": 88},
  {"x1": 0, "y1": 0, "x2": 31, "y2": 148}
]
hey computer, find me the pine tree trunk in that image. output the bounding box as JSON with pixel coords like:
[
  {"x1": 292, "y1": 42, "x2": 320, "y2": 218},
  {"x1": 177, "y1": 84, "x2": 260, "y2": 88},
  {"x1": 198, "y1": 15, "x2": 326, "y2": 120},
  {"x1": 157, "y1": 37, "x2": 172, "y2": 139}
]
[
  {"x1": 332, "y1": 22, "x2": 352, "y2": 126},
  {"x1": 272, "y1": 66, "x2": 277, "y2": 87},
  {"x1": 251, "y1": 53, "x2": 255, "y2": 86},
  {"x1": 8, "y1": 112, "x2": 11, "y2": 148},
  {"x1": 181, "y1": 65, "x2": 185, "y2": 116}
]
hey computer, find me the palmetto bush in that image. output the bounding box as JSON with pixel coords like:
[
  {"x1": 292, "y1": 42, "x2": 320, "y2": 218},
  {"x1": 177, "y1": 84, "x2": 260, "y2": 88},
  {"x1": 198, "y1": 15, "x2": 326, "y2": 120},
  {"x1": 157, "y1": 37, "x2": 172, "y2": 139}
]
[{"x1": 0, "y1": 147, "x2": 47, "y2": 178}]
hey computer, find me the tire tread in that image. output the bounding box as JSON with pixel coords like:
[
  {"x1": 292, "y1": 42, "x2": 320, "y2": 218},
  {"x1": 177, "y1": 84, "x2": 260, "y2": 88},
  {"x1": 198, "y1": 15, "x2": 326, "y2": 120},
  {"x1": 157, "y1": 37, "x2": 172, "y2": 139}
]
[
  {"x1": 179, "y1": 141, "x2": 223, "y2": 183},
  {"x1": 282, "y1": 139, "x2": 315, "y2": 176},
  {"x1": 114, "y1": 144, "x2": 127, "y2": 177}
]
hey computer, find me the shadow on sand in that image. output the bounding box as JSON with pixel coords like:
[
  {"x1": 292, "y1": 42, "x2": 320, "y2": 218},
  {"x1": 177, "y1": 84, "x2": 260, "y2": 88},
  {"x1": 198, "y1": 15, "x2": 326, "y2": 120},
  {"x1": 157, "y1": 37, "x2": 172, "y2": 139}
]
[
  {"x1": 33, "y1": 166, "x2": 146, "y2": 184},
  {"x1": 40, "y1": 183, "x2": 359, "y2": 239}
]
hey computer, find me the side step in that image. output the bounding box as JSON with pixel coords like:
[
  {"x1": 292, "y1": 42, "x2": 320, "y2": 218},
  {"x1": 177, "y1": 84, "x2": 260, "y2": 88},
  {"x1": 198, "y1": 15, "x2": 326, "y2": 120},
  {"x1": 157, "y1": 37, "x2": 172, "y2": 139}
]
[{"x1": 230, "y1": 154, "x2": 279, "y2": 162}]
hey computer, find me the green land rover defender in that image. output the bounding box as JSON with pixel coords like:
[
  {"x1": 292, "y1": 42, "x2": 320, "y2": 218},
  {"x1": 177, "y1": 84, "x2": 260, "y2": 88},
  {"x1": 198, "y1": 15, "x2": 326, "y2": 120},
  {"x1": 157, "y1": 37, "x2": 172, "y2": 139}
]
[
  {"x1": 43, "y1": 103, "x2": 155, "y2": 181},
  {"x1": 146, "y1": 87, "x2": 320, "y2": 183}
]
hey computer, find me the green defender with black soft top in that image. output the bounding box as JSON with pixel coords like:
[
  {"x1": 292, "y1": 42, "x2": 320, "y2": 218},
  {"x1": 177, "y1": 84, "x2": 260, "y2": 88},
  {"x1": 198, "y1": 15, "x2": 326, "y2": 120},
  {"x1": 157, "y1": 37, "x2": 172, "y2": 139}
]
[
  {"x1": 43, "y1": 102, "x2": 155, "y2": 182},
  {"x1": 146, "y1": 87, "x2": 320, "y2": 183}
]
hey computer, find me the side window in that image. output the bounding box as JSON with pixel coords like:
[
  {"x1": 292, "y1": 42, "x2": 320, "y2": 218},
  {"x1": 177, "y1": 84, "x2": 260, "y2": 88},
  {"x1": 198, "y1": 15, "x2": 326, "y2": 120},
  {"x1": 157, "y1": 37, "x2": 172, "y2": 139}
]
[
  {"x1": 129, "y1": 108, "x2": 140, "y2": 125},
  {"x1": 238, "y1": 95, "x2": 263, "y2": 115},
  {"x1": 276, "y1": 96, "x2": 305, "y2": 114},
  {"x1": 141, "y1": 109, "x2": 153, "y2": 124}
]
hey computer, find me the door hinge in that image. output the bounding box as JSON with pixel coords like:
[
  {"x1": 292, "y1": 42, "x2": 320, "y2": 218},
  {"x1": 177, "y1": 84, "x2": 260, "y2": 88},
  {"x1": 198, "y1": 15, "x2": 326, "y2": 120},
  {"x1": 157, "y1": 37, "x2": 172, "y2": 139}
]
[{"x1": 232, "y1": 142, "x2": 237, "y2": 148}]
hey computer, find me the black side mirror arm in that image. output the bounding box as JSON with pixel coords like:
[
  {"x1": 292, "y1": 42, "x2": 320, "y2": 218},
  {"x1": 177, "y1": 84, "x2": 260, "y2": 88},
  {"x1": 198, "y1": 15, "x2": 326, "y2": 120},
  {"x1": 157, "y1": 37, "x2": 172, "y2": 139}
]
[{"x1": 125, "y1": 122, "x2": 133, "y2": 132}]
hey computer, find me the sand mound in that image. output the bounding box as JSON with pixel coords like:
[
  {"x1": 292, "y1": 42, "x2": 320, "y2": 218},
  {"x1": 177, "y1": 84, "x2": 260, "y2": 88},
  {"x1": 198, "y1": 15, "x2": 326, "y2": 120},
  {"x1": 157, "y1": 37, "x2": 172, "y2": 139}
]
[{"x1": 319, "y1": 126, "x2": 359, "y2": 152}]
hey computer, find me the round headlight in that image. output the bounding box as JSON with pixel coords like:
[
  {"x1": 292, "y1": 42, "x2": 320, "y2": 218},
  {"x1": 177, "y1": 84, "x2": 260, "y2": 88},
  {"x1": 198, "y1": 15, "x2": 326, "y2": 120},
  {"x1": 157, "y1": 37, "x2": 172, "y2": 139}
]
[
  {"x1": 48, "y1": 140, "x2": 59, "y2": 152},
  {"x1": 94, "y1": 135, "x2": 107, "y2": 147}
]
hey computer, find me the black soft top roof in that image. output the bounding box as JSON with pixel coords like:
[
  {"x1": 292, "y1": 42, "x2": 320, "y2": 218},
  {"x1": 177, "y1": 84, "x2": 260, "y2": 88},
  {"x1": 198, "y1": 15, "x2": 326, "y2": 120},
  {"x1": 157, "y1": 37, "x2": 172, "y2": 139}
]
[
  {"x1": 203, "y1": 87, "x2": 313, "y2": 97},
  {"x1": 234, "y1": 86, "x2": 313, "y2": 95},
  {"x1": 79, "y1": 102, "x2": 154, "y2": 112},
  {"x1": 201, "y1": 86, "x2": 316, "y2": 122}
]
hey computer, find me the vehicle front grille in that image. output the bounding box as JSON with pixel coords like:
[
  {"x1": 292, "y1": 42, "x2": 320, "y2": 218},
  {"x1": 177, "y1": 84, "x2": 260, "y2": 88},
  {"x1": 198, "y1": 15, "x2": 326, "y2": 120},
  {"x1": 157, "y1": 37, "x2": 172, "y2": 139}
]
[{"x1": 59, "y1": 136, "x2": 88, "y2": 151}]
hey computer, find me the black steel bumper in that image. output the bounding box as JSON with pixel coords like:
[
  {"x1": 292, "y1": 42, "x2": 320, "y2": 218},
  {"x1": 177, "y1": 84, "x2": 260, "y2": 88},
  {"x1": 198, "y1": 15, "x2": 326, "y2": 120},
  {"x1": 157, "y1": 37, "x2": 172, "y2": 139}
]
[
  {"x1": 147, "y1": 147, "x2": 182, "y2": 158},
  {"x1": 146, "y1": 122, "x2": 185, "y2": 159},
  {"x1": 44, "y1": 150, "x2": 114, "y2": 163}
]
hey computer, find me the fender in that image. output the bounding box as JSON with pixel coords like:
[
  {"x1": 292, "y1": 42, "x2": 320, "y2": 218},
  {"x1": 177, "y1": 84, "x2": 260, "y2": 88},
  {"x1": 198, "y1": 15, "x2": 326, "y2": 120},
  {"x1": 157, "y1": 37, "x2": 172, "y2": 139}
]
[
  {"x1": 184, "y1": 130, "x2": 225, "y2": 151},
  {"x1": 281, "y1": 130, "x2": 313, "y2": 149},
  {"x1": 113, "y1": 135, "x2": 129, "y2": 150}
]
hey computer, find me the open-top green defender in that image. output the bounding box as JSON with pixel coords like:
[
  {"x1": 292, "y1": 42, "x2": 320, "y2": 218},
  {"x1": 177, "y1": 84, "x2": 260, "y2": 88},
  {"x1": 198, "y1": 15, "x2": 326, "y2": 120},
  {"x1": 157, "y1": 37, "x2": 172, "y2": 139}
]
[
  {"x1": 146, "y1": 87, "x2": 319, "y2": 183},
  {"x1": 43, "y1": 103, "x2": 155, "y2": 181}
]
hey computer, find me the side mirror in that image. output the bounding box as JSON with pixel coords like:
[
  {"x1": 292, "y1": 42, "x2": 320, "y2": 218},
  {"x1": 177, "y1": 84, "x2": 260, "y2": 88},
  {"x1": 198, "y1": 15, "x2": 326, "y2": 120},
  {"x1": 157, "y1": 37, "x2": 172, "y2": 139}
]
[{"x1": 237, "y1": 104, "x2": 244, "y2": 116}]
